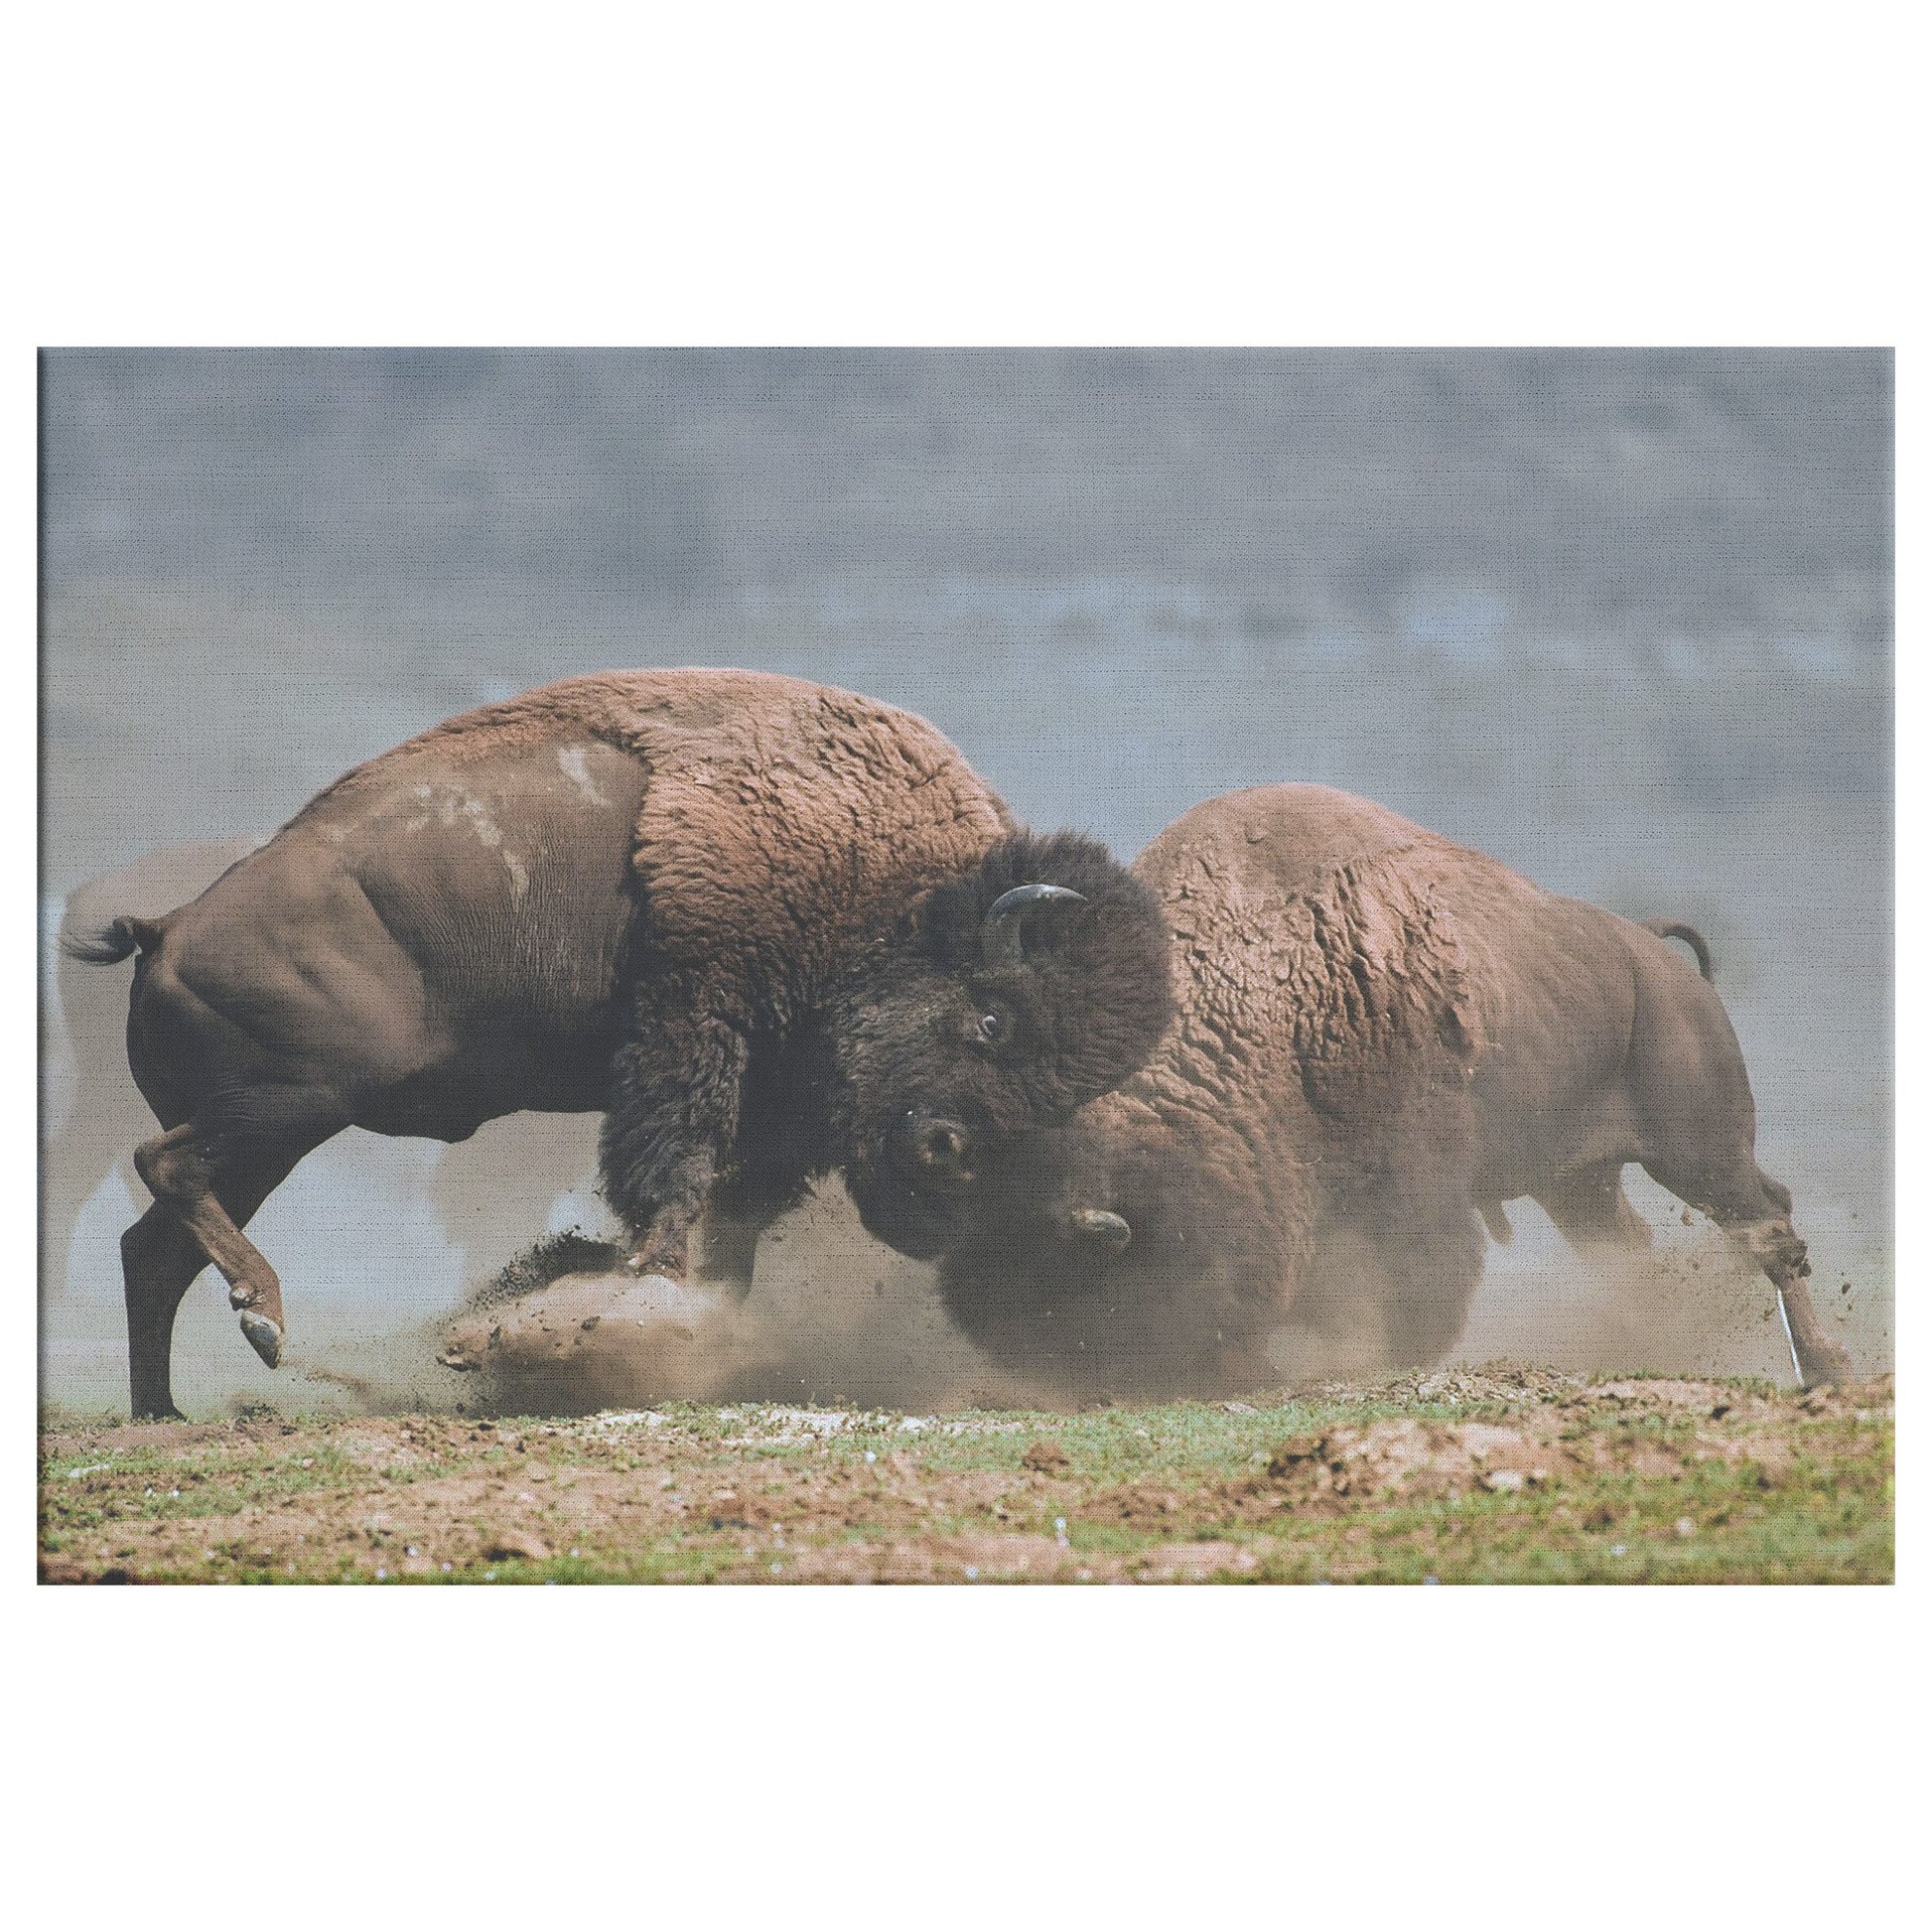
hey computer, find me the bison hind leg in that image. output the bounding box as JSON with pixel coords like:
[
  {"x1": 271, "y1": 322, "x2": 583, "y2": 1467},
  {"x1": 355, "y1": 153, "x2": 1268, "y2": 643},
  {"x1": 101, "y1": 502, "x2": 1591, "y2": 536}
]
[
  {"x1": 122, "y1": 1203, "x2": 207, "y2": 1422},
  {"x1": 1719, "y1": 1194, "x2": 1854, "y2": 1389},
  {"x1": 126, "y1": 1093, "x2": 345, "y2": 1409},
  {"x1": 1640, "y1": 1153, "x2": 1854, "y2": 1388}
]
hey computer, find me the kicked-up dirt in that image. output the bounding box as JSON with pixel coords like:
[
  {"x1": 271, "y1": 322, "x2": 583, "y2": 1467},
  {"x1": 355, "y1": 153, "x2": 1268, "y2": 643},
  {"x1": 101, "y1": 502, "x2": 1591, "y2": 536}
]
[{"x1": 38, "y1": 1364, "x2": 1892, "y2": 1585}]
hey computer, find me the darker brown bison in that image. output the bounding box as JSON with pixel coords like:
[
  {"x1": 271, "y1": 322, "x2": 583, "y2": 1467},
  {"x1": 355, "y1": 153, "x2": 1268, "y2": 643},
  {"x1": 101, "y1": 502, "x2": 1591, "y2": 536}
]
[
  {"x1": 69, "y1": 670, "x2": 1170, "y2": 1418},
  {"x1": 932, "y1": 783, "x2": 1850, "y2": 1397}
]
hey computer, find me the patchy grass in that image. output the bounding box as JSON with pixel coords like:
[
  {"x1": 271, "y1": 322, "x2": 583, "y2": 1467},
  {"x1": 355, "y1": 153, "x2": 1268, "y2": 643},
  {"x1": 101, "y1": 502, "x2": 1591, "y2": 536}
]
[{"x1": 37, "y1": 1366, "x2": 1891, "y2": 1585}]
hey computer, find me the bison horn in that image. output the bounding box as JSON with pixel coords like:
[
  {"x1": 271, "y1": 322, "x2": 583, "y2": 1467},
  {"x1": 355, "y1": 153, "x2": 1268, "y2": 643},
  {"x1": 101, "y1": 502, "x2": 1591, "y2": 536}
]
[
  {"x1": 980, "y1": 883, "x2": 1088, "y2": 969},
  {"x1": 1070, "y1": 1207, "x2": 1131, "y2": 1252}
]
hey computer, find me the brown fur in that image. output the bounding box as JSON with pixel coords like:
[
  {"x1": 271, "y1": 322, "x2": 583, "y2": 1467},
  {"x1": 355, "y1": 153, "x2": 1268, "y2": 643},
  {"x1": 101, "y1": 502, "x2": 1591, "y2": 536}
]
[
  {"x1": 936, "y1": 783, "x2": 1850, "y2": 1396},
  {"x1": 348, "y1": 669, "x2": 1020, "y2": 1026},
  {"x1": 74, "y1": 670, "x2": 1171, "y2": 1419}
]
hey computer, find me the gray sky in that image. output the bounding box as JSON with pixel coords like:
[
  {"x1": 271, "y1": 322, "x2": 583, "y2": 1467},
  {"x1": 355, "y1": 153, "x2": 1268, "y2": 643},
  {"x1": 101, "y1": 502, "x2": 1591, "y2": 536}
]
[{"x1": 43, "y1": 346, "x2": 1888, "y2": 640}]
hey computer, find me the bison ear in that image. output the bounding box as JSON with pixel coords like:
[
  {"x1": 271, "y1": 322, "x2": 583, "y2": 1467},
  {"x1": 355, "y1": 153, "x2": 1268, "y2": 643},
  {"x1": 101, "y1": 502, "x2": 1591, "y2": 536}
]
[{"x1": 981, "y1": 884, "x2": 1089, "y2": 970}]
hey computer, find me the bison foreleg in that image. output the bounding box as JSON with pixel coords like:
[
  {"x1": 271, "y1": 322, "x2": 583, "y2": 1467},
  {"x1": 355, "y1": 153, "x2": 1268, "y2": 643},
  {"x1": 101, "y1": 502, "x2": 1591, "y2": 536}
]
[
  {"x1": 692, "y1": 1204, "x2": 767, "y2": 1300},
  {"x1": 1372, "y1": 1213, "x2": 1488, "y2": 1369},
  {"x1": 600, "y1": 1011, "x2": 751, "y2": 1283}
]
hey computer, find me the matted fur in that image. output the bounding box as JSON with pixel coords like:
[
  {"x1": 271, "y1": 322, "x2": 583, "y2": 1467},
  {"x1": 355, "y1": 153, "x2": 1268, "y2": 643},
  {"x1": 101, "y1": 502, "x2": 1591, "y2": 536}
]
[
  {"x1": 937, "y1": 781, "x2": 1844, "y2": 1397},
  {"x1": 325, "y1": 668, "x2": 1017, "y2": 1025},
  {"x1": 913, "y1": 829, "x2": 1173, "y2": 1123},
  {"x1": 938, "y1": 786, "x2": 1485, "y2": 1397}
]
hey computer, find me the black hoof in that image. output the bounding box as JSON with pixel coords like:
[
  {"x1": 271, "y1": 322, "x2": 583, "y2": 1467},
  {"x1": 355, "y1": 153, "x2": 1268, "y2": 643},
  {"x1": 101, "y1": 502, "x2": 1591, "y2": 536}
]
[{"x1": 239, "y1": 1310, "x2": 283, "y2": 1368}]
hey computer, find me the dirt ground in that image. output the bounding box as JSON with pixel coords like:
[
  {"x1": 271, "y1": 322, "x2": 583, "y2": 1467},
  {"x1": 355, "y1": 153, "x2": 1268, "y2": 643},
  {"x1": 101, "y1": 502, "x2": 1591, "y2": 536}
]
[{"x1": 38, "y1": 1364, "x2": 1891, "y2": 1584}]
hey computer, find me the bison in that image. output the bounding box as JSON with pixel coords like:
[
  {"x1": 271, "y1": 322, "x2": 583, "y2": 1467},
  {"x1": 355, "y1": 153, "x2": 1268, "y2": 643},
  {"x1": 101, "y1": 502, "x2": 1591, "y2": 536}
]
[
  {"x1": 69, "y1": 669, "x2": 1171, "y2": 1419},
  {"x1": 931, "y1": 783, "x2": 1852, "y2": 1396}
]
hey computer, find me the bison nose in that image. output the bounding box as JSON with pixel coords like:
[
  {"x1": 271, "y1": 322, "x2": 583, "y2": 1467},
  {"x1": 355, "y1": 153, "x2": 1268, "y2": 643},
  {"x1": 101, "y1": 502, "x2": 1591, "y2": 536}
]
[{"x1": 900, "y1": 1113, "x2": 978, "y2": 1191}]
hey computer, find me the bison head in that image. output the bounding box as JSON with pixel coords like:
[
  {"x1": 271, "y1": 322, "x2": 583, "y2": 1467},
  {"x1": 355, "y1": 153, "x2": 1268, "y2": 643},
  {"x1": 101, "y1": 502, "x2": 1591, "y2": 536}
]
[
  {"x1": 833, "y1": 830, "x2": 1171, "y2": 1260},
  {"x1": 916, "y1": 1109, "x2": 1293, "y2": 1399}
]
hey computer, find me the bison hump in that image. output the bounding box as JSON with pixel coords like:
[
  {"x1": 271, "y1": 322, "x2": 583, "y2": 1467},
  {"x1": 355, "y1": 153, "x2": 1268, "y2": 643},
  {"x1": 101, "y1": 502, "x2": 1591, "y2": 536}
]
[{"x1": 620, "y1": 674, "x2": 1012, "y2": 1016}]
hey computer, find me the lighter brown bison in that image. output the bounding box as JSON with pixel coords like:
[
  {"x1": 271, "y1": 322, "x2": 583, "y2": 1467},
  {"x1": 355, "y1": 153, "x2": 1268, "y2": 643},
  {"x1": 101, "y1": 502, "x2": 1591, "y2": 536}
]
[
  {"x1": 932, "y1": 783, "x2": 1850, "y2": 1395},
  {"x1": 69, "y1": 670, "x2": 1171, "y2": 1419}
]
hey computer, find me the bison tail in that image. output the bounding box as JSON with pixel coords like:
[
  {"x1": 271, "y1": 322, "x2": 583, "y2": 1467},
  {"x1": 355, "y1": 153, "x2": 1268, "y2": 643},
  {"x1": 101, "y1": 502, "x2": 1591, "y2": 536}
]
[
  {"x1": 59, "y1": 913, "x2": 165, "y2": 965},
  {"x1": 1645, "y1": 919, "x2": 1715, "y2": 982}
]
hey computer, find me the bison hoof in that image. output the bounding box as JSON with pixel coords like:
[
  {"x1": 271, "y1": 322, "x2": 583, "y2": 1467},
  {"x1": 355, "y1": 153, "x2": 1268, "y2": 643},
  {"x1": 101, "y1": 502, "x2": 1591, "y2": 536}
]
[
  {"x1": 238, "y1": 1310, "x2": 283, "y2": 1368},
  {"x1": 1800, "y1": 1348, "x2": 1856, "y2": 1391}
]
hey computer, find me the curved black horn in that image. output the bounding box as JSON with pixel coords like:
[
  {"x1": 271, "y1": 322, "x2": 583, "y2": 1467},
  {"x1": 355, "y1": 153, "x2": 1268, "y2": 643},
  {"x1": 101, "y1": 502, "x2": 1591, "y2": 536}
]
[
  {"x1": 1070, "y1": 1207, "x2": 1131, "y2": 1252},
  {"x1": 980, "y1": 883, "x2": 1088, "y2": 969}
]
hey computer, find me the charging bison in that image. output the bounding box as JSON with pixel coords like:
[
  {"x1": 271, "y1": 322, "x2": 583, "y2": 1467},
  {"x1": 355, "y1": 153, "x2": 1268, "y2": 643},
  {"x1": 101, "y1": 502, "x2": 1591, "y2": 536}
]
[
  {"x1": 932, "y1": 783, "x2": 1851, "y2": 1397},
  {"x1": 69, "y1": 669, "x2": 1171, "y2": 1419}
]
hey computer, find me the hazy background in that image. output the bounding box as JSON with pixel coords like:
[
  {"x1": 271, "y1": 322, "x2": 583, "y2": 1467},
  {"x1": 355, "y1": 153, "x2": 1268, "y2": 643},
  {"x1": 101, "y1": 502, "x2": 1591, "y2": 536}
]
[{"x1": 39, "y1": 347, "x2": 1892, "y2": 1413}]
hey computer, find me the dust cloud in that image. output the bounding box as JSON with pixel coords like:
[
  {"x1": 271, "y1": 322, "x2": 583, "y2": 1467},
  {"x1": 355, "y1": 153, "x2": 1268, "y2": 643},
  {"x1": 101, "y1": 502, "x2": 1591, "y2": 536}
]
[
  {"x1": 424, "y1": 1173, "x2": 1876, "y2": 1418},
  {"x1": 43, "y1": 867, "x2": 1882, "y2": 1419},
  {"x1": 39, "y1": 350, "x2": 1888, "y2": 1418},
  {"x1": 435, "y1": 1180, "x2": 1033, "y2": 1416}
]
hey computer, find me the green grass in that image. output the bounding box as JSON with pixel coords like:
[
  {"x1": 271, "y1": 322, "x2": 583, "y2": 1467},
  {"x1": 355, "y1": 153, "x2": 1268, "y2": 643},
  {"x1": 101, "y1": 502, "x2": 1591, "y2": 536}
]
[{"x1": 37, "y1": 1373, "x2": 1893, "y2": 1585}]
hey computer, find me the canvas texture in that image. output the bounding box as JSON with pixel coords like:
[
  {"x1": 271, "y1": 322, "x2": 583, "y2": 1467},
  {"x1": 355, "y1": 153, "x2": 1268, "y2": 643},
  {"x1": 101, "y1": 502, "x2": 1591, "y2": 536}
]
[{"x1": 38, "y1": 349, "x2": 1892, "y2": 1584}]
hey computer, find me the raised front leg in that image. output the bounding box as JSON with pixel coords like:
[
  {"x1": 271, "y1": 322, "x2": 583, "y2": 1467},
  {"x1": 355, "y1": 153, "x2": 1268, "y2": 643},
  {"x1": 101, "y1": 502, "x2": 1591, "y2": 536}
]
[{"x1": 600, "y1": 1000, "x2": 751, "y2": 1282}]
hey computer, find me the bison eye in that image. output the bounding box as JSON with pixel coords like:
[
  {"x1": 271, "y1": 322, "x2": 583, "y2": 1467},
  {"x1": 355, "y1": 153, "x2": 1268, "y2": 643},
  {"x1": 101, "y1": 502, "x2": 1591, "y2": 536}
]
[{"x1": 976, "y1": 1009, "x2": 1007, "y2": 1046}]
